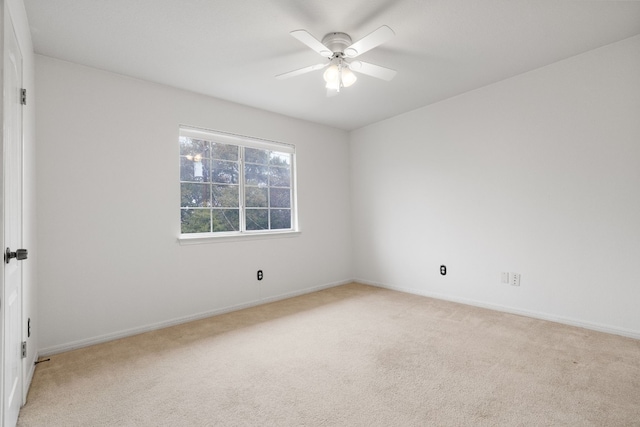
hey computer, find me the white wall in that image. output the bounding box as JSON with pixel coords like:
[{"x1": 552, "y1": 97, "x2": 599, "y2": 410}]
[
  {"x1": 350, "y1": 35, "x2": 640, "y2": 338},
  {"x1": 34, "y1": 33, "x2": 640, "y2": 353},
  {"x1": 35, "y1": 55, "x2": 352, "y2": 354},
  {"x1": 5, "y1": 0, "x2": 37, "y2": 398}
]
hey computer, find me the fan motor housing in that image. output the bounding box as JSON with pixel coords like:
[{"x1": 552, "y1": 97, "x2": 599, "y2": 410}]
[{"x1": 321, "y1": 32, "x2": 352, "y2": 55}]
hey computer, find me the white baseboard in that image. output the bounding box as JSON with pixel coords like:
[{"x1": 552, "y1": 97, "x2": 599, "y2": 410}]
[
  {"x1": 356, "y1": 278, "x2": 640, "y2": 341},
  {"x1": 38, "y1": 279, "x2": 351, "y2": 357}
]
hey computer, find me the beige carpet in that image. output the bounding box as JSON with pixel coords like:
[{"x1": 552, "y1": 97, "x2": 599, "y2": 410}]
[{"x1": 18, "y1": 283, "x2": 640, "y2": 426}]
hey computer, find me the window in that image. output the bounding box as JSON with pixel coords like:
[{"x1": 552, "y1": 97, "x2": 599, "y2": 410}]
[{"x1": 179, "y1": 127, "x2": 296, "y2": 237}]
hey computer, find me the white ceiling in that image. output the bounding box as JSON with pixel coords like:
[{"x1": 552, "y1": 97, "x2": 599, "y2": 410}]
[{"x1": 24, "y1": 0, "x2": 640, "y2": 131}]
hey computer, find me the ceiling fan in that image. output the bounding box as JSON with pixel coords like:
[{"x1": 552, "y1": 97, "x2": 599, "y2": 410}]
[{"x1": 276, "y1": 25, "x2": 397, "y2": 95}]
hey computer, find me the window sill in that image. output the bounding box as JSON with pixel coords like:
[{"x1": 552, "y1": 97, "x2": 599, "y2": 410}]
[{"x1": 178, "y1": 230, "x2": 301, "y2": 245}]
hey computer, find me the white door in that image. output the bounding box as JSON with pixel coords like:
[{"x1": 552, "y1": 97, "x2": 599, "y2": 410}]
[{"x1": 2, "y1": 11, "x2": 24, "y2": 427}]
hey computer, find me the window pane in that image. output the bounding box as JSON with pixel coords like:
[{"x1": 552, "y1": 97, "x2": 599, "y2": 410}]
[
  {"x1": 269, "y1": 151, "x2": 290, "y2": 167},
  {"x1": 269, "y1": 166, "x2": 291, "y2": 187},
  {"x1": 212, "y1": 160, "x2": 239, "y2": 184},
  {"x1": 270, "y1": 188, "x2": 291, "y2": 208},
  {"x1": 245, "y1": 147, "x2": 269, "y2": 164},
  {"x1": 271, "y1": 209, "x2": 291, "y2": 229},
  {"x1": 245, "y1": 187, "x2": 267, "y2": 207},
  {"x1": 245, "y1": 164, "x2": 268, "y2": 186},
  {"x1": 212, "y1": 209, "x2": 239, "y2": 232},
  {"x1": 180, "y1": 157, "x2": 195, "y2": 182},
  {"x1": 246, "y1": 209, "x2": 268, "y2": 231},
  {"x1": 180, "y1": 137, "x2": 209, "y2": 158},
  {"x1": 212, "y1": 184, "x2": 239, "y2": 207},
  {"x1": 211, "y1": 142, "x2": 238, "y2": 161},
  {"x1": 181, "y1": 209, "x2": 211, "y2": 233},
  {"x1": 181, "y1": 183, "x2": 210, "y2": 207},
  {"x1": 181, "y1": 157, "x2": 209, "y2": 182}
]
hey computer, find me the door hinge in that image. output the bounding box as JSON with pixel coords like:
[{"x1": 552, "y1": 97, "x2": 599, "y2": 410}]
[
  {"x1": 21, "y1": 88, "x2": 27, "y2": 105},
  {"x1": 21, "y1": 341, "x2": 27, "y2": 359}
]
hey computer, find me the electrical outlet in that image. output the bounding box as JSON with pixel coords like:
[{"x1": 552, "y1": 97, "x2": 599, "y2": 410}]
[
  {"x1": 257, "y1": 270, "x2": 263, "y2": 281},
  {"x1": 501, "y1": 272, "x2": 509, "y2": 284},
  {"x1": 511, "y1": 273, "x2": 521, "y2": 287}
]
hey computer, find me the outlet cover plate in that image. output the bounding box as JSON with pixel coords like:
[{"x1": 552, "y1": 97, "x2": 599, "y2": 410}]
[{"x1": 511, "y1": 273, "x2": 521, "y2": 286}]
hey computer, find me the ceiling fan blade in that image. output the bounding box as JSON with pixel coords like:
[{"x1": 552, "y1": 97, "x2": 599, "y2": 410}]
[
  {"x1": 344, "y1": 25, "x2": 395, "y2": 58},
  {"x1": 348, "y1": 60, "x2": 397, "y2": 81},
  {"x1": 290, "y1": 30, "x2": 333, "y2": 58},
  {"x1": 275, "y1": 63, "x2": 328, "y2": 80}
]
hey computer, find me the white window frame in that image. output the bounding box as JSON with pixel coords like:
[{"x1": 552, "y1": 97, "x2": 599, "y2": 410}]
[{"x1": 178, "y1": 126, "x2": 299, "y2": 244}]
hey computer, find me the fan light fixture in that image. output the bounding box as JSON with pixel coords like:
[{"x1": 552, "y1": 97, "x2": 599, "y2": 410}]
[
  {"x1": 276, "y1": 26, "x2": 396, "y2": 96},
  {"x1": 323, "y1": 57, "x2": 357, "y2": 91}
]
